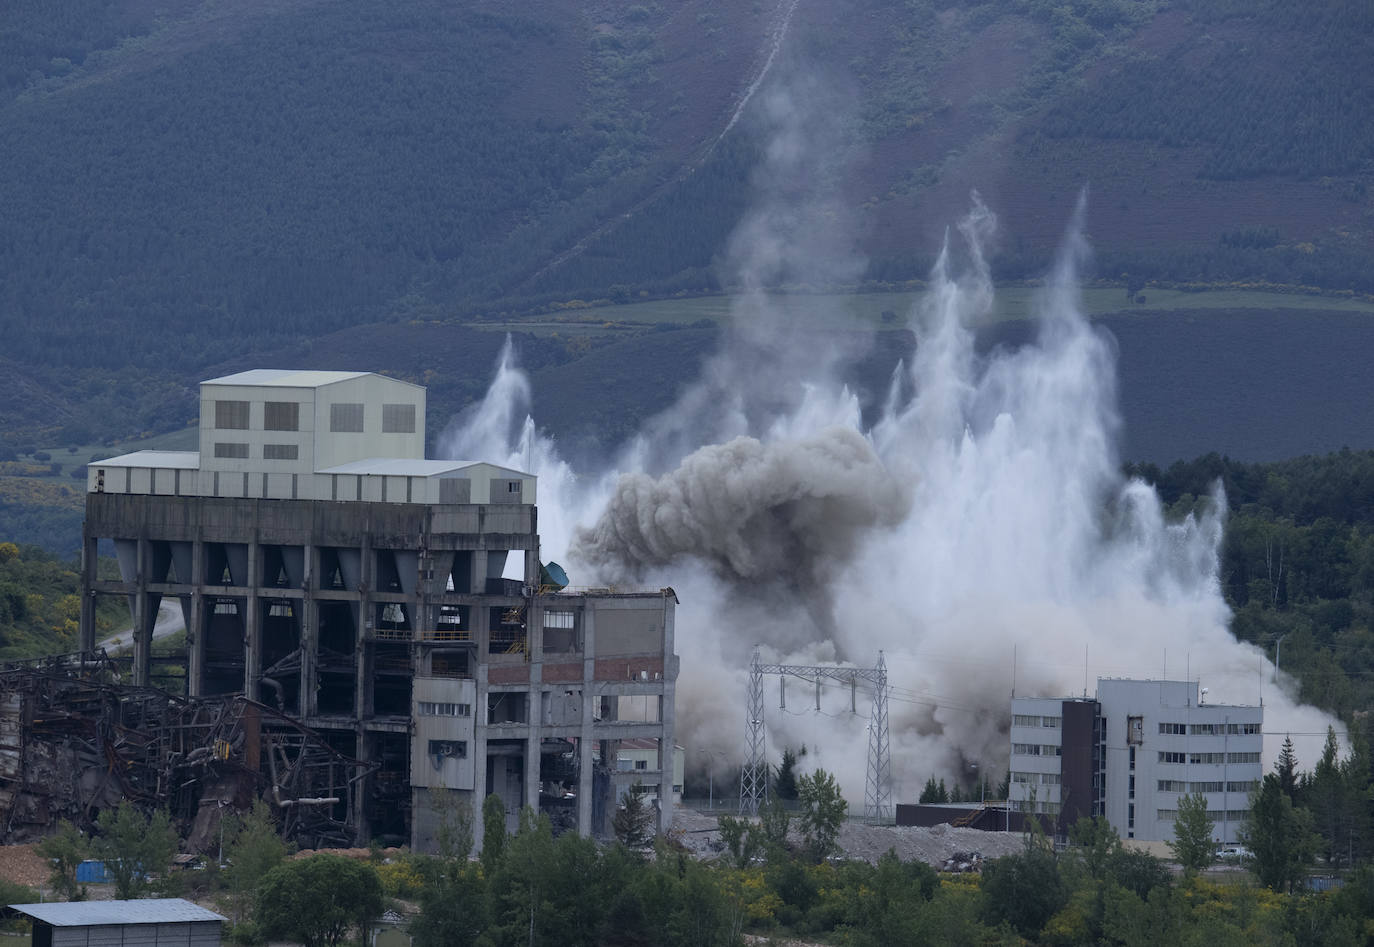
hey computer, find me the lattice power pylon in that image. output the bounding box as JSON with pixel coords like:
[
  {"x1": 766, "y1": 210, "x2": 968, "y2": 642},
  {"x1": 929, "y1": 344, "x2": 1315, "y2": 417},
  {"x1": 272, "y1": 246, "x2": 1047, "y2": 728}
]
[
  {"x1": 864, "y1": 652, "x2": 891, "y2": 820},
  {"x1": 739, "y1": 650, "x2": 769, "y2": 815},
  {"x1": 738, "y1": 648, "x2": 892, "y2": 820}
]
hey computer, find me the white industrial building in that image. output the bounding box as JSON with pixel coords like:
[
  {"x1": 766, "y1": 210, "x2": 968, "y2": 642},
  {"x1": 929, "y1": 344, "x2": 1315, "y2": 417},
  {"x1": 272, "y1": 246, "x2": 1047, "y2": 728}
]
[
  {"x1": 1010, "y1": 678, "x2": 1262, "y2": 844},
  {"x1": 78, "y1": 369, "x2": 679, "y2": 850}
]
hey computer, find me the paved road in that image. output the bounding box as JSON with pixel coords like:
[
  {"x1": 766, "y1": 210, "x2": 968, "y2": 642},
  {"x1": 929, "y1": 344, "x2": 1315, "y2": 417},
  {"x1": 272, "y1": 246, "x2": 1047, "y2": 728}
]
[{"x1": 98, "y1": 600, "x2": 186, "y2": 653}]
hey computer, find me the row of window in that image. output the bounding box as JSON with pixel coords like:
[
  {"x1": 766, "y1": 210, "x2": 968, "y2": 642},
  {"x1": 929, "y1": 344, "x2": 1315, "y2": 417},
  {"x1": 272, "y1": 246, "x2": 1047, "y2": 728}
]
[
  {"x1": 1159, "y1": 721, "x2": 1262, "y2": 735},
  {"x1": 1158, "y1": 751, "x2": 1262, "y2": 765},
  {"x1": 417, "y1": 702, "x2": 472, "y2": 717},
  {"x1": 1009, "y1": 801, "x2": 1062, "y2": 814},
  {"x1": 1011, "y1": 772, "x2": 1061, "y2": 785},
  {"x1": 1158, "y1": 809, "x2": 1250, "y2": 822},
  {"x1": 1157, "y1": 780, "x2": 1260, "y2": 793},
  {"x1": 214, "y1": 400, "x2": 416, "y2": 433},
  {"x1": 1011, "y1": 714, "x2": 1063, "y2": 728},
  {"x1": 1012, "y1": 743, "x2": 1063, "y2": 757},
  {"x1": 214, "y1": 443, "x2": 299, "y2": 460}
]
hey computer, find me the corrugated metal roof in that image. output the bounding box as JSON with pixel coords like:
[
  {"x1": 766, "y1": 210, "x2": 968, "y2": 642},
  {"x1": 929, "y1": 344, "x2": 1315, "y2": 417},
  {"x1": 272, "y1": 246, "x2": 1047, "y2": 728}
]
[
  {"x1": 91, "y1": 451, "x2": 200, "y2": 469},
  {"x1": 9, "y1": 898, "x2": 227, "y2": 925},
  {"x1": 202, "y1": 369, "x2": 371, "y2": 388}
]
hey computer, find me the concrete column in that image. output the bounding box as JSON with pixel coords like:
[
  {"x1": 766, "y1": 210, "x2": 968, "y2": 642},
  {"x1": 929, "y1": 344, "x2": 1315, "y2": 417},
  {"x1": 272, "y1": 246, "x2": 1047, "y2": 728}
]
[
  {"x1": 79, "y1": 535, "x2": 97, "y2": 652},
  {"x1": 243, "y1": 540, "x2": 260, "y2": 700},
  {"x1": 132, "y1": 538, "x2": 150, "y2": 686},
  {"x1": 188, "y1": 538, "x2": 205, "y2": 697},
  {"x1": 472, "y1": 663, "x2": 489, "y2": 854},
  {"x1": 525, "y1": 708, "x2": 541, "y2": 813},
  {"x1": 300, "y1": 544, "x2": 318, "y2": 717},
  {"x1": 657, "y1": 594, "x2": 677, "y2": 836},
  {"x1": 577, "y1": 606, "x2": 596, "y2": 835},
  {"x1": 356, "y1": 537, "x2": 373, "y2": 720},
  {"x1": 354, "y1": 730, "x2": 370, "y2": 845}
]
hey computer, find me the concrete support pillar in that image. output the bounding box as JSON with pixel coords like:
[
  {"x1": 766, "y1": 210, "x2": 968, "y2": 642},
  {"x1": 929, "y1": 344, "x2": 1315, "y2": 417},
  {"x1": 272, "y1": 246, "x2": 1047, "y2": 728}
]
[
  {"x1": 79, "y1": 535, "x2": 97, "y2": 652},
  {"x1": 188, "y1": 539, "x2": 205, "y2": 697},
  {"x1": 354, "y1": 730, "x2": 370, "y2": 845},
  {"x1": 577, "y1": 607, "x2": 596, "y2": 835},
  {"x1": 356, "y1": 537, "x2": 373, "y2": 720},
  {"x1": 301, "y1": 544, "x2": 318, "y2": 717},
  {"x1": 132, "y1": 538, "x2": 150, "y2": 686},
  {"x1": 243, "y1": 540, "x2": 260, "y2": 700},
  {"x1": 472, "y1": 663, "x2": 489, "y2": 854},
  {"x1": 657, "y1": 595, "x2": 677, "y2": 836}
]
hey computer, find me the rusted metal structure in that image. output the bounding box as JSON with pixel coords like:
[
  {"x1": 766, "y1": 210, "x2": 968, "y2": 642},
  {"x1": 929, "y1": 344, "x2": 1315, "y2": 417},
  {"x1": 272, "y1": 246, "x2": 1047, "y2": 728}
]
[{"x1": 0, "y1": 653, "x2": 370, "y2": 849}]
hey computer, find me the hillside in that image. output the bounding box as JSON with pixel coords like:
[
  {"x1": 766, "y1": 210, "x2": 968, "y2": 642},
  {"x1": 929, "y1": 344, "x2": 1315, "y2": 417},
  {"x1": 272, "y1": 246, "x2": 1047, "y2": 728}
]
[{"x1": 0, "y1": 0, "x2": 1371, "y2": 451}]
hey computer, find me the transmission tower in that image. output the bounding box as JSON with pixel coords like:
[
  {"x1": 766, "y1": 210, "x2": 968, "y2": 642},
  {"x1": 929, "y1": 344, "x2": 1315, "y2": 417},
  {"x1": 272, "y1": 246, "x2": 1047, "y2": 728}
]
[
  {"x1": 739, "y1": 649, "x2": 768, "y2": 815},
  {"x1": 864, "y1": 652, "x2": 891, "y2": 820},
  {"x1": 738, "y1": 648, "x2": 892, "y2": 820}
]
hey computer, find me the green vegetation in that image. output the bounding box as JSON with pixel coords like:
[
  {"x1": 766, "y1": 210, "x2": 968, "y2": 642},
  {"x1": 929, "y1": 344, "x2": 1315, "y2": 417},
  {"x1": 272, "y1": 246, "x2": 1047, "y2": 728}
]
[
  {"x1": 1128, "y1": 449, "x2": 1374, "y2": 722},
  {"x1": 0, "y1": 542, "x2": 123, "y2": 657},
  {"x1": 89, "y1": 802, "x2": 179, "y2": 900},
  {"x1": 1168, "y1": 793, "x2": 1215, "y2": 875},
  {"x1": 256, "y1": 853, "x2": 384, "y2": 947}
]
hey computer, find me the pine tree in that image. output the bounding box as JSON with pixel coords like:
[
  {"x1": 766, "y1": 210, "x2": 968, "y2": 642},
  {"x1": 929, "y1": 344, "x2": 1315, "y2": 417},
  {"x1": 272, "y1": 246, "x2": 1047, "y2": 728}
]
[
  {"x1": 1276, "y1": 734, "x2": 1299, "y2": 800},
  {"x1": 919, "y1": 776, "x2": 940, "y2": 804}
]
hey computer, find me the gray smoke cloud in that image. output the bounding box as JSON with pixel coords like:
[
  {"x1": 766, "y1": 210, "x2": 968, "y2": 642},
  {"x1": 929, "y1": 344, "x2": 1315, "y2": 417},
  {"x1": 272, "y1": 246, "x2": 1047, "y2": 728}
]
[{"x1": 573, "y1": 427, "x2": 911, "y2": 590}]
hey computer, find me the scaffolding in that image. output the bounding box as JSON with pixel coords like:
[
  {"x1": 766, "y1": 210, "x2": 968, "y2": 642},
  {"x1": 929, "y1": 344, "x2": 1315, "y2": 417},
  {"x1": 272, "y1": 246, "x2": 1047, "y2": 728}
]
[{"x1": 739, "y1": 649, "x2": 891, "y2": 820}]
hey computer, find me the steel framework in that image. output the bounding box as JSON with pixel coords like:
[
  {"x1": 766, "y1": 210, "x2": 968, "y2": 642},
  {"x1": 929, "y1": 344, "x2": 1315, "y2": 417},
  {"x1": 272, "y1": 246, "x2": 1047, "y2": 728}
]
[{"x1": 739, "y1": 648, "x2": 891, "y2": 820}]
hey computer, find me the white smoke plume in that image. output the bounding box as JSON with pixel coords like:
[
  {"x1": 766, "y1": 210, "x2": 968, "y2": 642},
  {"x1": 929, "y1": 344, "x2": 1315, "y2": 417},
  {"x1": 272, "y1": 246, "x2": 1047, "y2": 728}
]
[{"x1": 440, "y1": 92, "x2": 1339, "y2": 803}]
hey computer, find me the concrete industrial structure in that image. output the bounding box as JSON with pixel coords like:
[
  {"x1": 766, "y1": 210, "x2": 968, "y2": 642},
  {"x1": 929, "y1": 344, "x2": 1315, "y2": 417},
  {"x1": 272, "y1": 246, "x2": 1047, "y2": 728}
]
[
  {"x1": 77, "y1": 370, "x2": 679, "y2": 848},
  {"x1": 1009, "y1": 679, "x2": 1262, "y2": 843}
]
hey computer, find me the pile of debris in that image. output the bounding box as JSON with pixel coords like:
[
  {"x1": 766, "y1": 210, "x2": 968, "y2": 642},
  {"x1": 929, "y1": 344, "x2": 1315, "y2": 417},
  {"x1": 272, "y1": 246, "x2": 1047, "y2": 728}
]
[{"x1": 940, "y1": 850, "x2": 983, "y2": 872}]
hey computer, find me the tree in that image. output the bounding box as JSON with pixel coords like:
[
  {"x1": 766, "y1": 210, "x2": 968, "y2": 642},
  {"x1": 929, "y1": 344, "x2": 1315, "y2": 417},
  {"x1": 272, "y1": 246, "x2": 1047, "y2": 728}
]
[
  {"x1": 1168, "y1": 792, "x2": 1214, "y2": 874},
  {"x1": 222, "y1": 801, "x2": 287, "y2": 924},
  {"x1": 481, "y1": 793, "x2": 508, "y2": 876},
  {"x1": 1276, "y1": 734, "x2": 1300, "y2": 800},
  {"x1": 434, "y1": 789, "x2": 473, "y2": 864},
  {"x1": 919, "y1": 776, "x2": 940, "y2": 804},
  {"x1": 774, "y1": 747, "x2": 800, "y2": 800},
  {"x1": 256, "y1": 853, "x2": 383, "y2": 947},
  {"x1": 35, "y1": 819, "x2": 86, "y2": 901},
  {"x1": 88, "y1": 803, "x2": 178, "y2": 900},
  {"x1": 1243, "y1": 773, "x2": 1317, "y2": 892},
  {"x1": 411, "y1": 866, "x2": 487, "y2": 947},
  {"x1": 1310, "y1": 725, "x2": 1352, "y2": 868},
  {"x1": 613, "y1": 783, "x2": 654, "y2": 848},
  {"x1": 797, "y1": 768, "x2": 847, "y2": 862},
  {"x1": 715, "y1": 814, "x2": 761, "y2": 869},
  {"x1": 981, "y1": 841, "x2": 1067, "y2": 938},
  {"x1": 758, "y1": 796, "x2": 791, "y2": 854}
]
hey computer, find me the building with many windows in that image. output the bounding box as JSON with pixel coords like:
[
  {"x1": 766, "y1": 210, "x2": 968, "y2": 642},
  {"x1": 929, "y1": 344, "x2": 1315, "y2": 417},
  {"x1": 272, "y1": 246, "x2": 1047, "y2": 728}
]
[
  {"x1": 77, "y1": 370, "x2": 679, "y2": 851},
  {"x1": 1009, "y1": 679, "x2": 1262, "y2": 843}
]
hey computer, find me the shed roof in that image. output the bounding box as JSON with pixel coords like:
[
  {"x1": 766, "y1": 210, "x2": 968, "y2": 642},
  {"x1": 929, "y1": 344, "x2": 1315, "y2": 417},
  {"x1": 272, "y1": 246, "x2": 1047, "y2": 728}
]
[
  {"x1": 316, "y1": 458, "x2": 532, "y2": 478},
  {"x1": 92, "y1": 451, "x2": 200, "y2": 469},
  {"x1": 202, "y1": 369, "x2": 414, "y2": 389},
  {"x1": 9, "y1": 898, "x2": 227, "y2": 925}
]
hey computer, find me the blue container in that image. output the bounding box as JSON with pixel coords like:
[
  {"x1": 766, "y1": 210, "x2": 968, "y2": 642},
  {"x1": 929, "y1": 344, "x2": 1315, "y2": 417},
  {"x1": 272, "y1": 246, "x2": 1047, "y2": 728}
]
[{"x1": 75, "y1": 860, "x2": 113, "y2": 883}]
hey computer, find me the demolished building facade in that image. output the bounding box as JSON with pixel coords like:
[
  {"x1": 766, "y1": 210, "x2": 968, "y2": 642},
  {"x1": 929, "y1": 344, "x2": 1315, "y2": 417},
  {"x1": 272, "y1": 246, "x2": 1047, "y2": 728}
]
[{"x1": 12, "y1": 370, "x2": 680, "y2": 850}]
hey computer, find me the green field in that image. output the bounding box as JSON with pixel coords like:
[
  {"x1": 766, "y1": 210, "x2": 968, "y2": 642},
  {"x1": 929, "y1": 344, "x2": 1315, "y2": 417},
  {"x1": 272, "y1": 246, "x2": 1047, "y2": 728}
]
[{"x1": 474, "y1": 287, "x2": 1374, "y2": 334}]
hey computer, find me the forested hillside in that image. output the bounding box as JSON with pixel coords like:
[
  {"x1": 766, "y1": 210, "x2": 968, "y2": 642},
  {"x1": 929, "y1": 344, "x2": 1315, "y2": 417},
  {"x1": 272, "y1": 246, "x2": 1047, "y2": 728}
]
[
  {"x1": 1129, "y1": 451, "x2": 1374, "y2": 722},
  {"x1": 1, "y1": 0, "x2": 1371, "y2": 451}
]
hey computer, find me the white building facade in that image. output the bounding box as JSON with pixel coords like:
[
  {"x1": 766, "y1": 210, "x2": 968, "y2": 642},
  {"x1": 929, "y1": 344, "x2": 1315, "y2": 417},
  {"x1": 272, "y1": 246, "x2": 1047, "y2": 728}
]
[{"x1": 1010, "y1": 679, "x2": 1262, "y2": 844}]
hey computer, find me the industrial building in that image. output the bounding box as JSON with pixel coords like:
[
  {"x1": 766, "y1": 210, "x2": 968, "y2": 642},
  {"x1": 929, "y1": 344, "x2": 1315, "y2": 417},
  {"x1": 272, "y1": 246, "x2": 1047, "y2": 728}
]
[
  {"x1": 1009, "y1": 678, "x2": 1262, "y2": 843},
  {"x1": 8, "y1": 899, "x2": 225, "y2": 947},
  {"x1": 74, "y1": 370, "x2": 679, "y2": 849}
]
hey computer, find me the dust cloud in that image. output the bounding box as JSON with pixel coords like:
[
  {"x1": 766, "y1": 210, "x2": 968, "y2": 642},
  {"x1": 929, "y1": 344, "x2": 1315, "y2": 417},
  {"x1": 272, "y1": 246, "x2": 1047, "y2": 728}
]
[{"x1": 440, "y1": 87, "x2": 1337, "y2": 803}]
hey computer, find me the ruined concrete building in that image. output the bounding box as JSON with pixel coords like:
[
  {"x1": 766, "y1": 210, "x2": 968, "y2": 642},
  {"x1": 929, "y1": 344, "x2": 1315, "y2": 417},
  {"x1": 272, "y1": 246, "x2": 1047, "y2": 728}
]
[{"x1": 72, "y1": 370, "x2": 678, "y2": 849}]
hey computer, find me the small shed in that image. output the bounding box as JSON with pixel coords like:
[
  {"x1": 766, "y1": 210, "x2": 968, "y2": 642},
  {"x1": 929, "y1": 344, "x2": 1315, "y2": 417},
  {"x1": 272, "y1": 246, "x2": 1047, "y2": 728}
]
[{"x1": 8, "y1": 898, "x2": 226, "y2": 947}]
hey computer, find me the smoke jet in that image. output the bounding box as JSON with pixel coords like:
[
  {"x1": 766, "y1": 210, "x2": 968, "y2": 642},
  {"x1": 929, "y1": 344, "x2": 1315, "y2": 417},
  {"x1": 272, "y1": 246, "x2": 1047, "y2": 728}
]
[{"x1": 442, "y1": 112, "x2": 1339, "y2": 801}]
